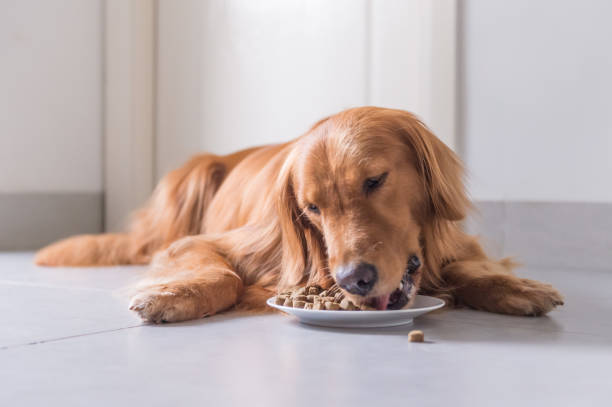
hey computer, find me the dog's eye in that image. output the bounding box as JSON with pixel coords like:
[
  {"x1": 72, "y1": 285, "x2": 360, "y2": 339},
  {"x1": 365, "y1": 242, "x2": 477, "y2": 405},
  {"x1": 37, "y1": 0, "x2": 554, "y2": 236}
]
[
  {"x1": 407, "y1": 255, "x2": 421, "y2": 274},
  {"x1": 363, "y1": 172, "x2": 388, "y2": 195},
  {"x1": 307, "y1": 204, "x2": 320, "y2": 214}
]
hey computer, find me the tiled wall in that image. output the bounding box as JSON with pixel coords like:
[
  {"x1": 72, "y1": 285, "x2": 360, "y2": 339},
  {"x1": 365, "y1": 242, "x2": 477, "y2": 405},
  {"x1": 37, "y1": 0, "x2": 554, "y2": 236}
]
[{"x1": 0, "y1": 1, "x2": 104, "y2": 249}]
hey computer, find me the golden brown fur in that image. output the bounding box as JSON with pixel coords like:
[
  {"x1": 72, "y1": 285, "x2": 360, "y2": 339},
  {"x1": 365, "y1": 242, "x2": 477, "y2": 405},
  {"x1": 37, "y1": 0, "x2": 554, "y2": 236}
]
[{"x1": 36, "y1": 107, "x2": 563, "y2": 322}]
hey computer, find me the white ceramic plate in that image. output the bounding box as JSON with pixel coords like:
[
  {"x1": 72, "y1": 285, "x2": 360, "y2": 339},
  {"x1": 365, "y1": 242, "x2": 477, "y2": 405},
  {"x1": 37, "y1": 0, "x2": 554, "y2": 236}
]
[{"x1": 266, "y1": 294, "x2": 445, "y2": 328}]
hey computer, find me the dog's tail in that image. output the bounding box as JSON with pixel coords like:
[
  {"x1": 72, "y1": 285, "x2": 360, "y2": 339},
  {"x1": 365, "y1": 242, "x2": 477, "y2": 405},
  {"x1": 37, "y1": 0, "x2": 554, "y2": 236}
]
[
  {"x1": 35, "y1": 153, "x2": 233, "y2": 267},
  {"x1": 34, "y1": 233, "x2": 144, "y2": 266}
]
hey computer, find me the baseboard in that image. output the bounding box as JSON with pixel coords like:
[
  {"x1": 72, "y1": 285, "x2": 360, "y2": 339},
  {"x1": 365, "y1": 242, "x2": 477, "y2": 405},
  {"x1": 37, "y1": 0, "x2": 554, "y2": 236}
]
[
  {"x1": 1, "y1": 195, "x2": 609, "y2": 269},
  {"x1": 0, "y1": 192, "x2": 103, "y2": 250},
  {"x1": 466, "y1": 201, "x2": 612, "y2": 271}
]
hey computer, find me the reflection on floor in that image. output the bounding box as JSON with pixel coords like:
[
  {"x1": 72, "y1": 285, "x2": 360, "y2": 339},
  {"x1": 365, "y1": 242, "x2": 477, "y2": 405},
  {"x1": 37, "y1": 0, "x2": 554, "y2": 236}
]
[{"x1": 1, "y1": 252, "x2": 610, "y2": 406}]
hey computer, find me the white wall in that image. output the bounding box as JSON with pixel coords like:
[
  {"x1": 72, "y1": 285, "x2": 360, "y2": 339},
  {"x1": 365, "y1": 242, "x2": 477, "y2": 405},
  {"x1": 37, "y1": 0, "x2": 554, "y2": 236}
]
[
  {"x1": 462, "y1": 0, "x2": 612, "y2": 203},
  {"x1": 156, "y1": 0, "x2": 455, "y2": 179},
  {"x1": 0, "y1": 0, "x2": 102, "y2": 193}
]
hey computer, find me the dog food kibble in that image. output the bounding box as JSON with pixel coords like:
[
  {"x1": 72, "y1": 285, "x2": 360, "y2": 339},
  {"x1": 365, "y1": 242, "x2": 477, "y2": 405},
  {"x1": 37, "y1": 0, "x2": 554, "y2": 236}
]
[
  {"x1": 340, "y1": 298, "x2": 357, "y2": 310},
  {"x1": 308, "y1": 286, "x2": 320, "y2": 295},
  {"x1": 313, "y1": 302, "x2": 325, "y2": 310},
  {"x1": 276, "y1": 284, "x2": 385, "y2": 311},
  {"x1": 408, "y1": 330, "x2": 425, "y2": 342}
]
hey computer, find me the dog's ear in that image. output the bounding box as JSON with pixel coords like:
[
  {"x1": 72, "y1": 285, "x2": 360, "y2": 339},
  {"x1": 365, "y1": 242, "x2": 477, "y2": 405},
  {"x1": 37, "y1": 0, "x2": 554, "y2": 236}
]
[
  {"x1": 398, "y1": 113, "x2": 469, "y2": 221},
  {"x1": 275, "y1": 150, "x2": 327, "y2": 289}
]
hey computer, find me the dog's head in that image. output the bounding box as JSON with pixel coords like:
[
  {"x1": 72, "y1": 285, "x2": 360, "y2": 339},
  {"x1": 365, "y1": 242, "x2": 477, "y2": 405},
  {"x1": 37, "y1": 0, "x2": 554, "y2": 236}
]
[{"x1": 276, "y1": 107, "x2": 468, "y2": 309}]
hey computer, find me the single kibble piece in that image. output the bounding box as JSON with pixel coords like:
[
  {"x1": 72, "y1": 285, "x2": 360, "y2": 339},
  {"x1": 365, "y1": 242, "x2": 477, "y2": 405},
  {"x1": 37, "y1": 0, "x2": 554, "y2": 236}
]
[
  {"x1": 304, "y1": 303, "x2": 313, "y2": 310},
  {"x1": 283, "y1": 298, "x2": 293, "y2": 307},
  {"x1": 313, "y1": 302, "x2": 325, "y2": 310},
  {"x1": 307, "y1": 286, "x2": 320, "y2": 295},
  {"x1": 325, "y1": 302, "x2": 341, "y2": 310},
  {"x1": 274, "y1": 296, "x2": 285, "y2": 305},
  {"x1": 293, "y1": 300, "x2": 306, "y2": 309},
  {"x1": 292, "y1": 294, "x2": 307, "y2": 301},
  {"x1": 408, "y1": 330, "x2": 425, "y2": 342},
  {"x1": 340, "y1": 298, "x2": 356, "y2": 310}
]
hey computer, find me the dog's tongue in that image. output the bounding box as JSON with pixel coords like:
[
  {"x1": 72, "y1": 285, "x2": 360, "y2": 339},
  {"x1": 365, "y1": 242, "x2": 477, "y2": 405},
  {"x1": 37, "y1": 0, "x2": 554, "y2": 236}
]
[{"x1": 374, "y1": 293, "x2": 391, "y2": 310}]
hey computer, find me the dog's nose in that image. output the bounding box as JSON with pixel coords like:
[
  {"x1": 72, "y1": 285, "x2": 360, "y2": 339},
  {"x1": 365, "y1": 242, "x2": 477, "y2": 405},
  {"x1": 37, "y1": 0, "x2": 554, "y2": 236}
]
[{"x1": 335, "y1": 262, "x2": 378, "y2": 296}]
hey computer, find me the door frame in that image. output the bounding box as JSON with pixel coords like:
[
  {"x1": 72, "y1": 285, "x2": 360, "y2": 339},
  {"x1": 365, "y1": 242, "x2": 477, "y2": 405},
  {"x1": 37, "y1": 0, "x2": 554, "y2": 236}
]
[
  {"x1": 103, "y1": 0, "x2": 156, "y2": 231},
  {"x1": 102, "y1": 0, "x2": 459, "y2": 231}
]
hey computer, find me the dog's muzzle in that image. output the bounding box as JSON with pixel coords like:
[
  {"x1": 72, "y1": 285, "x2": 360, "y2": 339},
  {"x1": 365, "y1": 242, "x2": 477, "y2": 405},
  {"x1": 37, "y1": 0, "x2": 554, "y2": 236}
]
[{"x1": 372, "y1": 255, "x2": 421, "y2": 310}]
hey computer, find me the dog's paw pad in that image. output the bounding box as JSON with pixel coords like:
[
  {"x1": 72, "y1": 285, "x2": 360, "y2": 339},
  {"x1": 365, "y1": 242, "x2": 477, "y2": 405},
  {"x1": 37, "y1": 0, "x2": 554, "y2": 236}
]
[{"x1": 128, "y1": 288, "x2": 206, "y2": 324}]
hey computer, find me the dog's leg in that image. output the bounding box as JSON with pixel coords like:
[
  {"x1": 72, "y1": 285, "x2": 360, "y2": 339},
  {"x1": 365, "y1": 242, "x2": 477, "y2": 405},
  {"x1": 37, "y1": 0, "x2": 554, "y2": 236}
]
[
  {"x1": 442, "y1": 259, "x2": 564, "y2": 316},
  {"x1": 129, "y1": 236, "x2": 243, "y2": 323}
]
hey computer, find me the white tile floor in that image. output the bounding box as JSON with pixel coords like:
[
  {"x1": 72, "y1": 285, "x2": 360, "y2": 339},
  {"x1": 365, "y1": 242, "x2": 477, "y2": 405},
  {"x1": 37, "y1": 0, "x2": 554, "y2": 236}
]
[{"x1": 1, "y1": 252, "x2": 610, "y2": 406}]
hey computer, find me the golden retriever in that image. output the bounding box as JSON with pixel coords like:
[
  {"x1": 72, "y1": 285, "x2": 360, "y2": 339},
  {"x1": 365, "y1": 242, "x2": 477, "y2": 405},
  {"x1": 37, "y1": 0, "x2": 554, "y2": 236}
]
[{"x1": 35, "y1": 107, "x2": 563, "y2": 322}]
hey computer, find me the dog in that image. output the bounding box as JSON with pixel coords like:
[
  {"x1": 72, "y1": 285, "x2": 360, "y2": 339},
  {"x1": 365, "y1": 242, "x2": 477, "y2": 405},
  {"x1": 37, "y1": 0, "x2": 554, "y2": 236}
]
[{"x1": 35, "y1": 107, "x2": 563, "y2": 323}]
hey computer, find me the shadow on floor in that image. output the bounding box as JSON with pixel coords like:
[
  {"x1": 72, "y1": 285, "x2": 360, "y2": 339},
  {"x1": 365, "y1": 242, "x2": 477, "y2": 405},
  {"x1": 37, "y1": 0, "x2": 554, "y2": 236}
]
[{"x1": 136, "y1": 306, "x2": 612, "y2": 349}]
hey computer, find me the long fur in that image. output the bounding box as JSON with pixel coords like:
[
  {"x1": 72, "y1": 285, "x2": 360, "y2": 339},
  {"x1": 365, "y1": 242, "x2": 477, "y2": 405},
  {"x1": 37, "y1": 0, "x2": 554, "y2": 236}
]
[{"x1": 36, "y1": 107, "x2": 563, "y2": 322}]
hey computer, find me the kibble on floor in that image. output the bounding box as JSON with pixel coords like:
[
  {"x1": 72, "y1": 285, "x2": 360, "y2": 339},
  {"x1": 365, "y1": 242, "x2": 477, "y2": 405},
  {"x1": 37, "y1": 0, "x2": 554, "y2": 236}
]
[
  {"x1": 1, "y1": 253, "x2": 610, "y2": 407},
  {"x1": 408, "y1": 330, "x2": 425, "y2": 342}
]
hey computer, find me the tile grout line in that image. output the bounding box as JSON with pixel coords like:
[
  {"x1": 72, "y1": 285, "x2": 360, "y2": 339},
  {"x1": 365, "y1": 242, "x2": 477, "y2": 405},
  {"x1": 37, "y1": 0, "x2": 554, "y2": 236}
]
[{"x1": 0, "y1": 323, "x2": 146, "y2": 351}]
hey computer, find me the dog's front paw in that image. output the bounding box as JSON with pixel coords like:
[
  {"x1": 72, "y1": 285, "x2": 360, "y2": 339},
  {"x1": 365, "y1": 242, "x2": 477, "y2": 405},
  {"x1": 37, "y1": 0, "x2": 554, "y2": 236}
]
[
  {"x1": 129, "y1": 285, "x2": 210, "y2": 323},
  {"x1": 501, "y1": 278, "x2": 564, "y2": 316}
]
